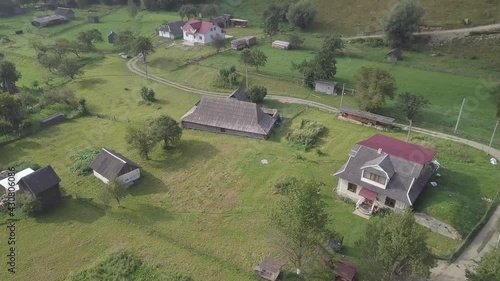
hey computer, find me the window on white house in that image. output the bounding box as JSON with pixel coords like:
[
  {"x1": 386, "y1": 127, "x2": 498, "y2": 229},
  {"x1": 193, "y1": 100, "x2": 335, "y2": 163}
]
[
  {"x1": 385, "y1": 197, "x2": 396, "y2": 208},
  {"x1": 362, "y1": 170, "x2": 386, "y2": 185},
  {"x1": 347, "y1": 183, "x2": 357, "y2": 193}
]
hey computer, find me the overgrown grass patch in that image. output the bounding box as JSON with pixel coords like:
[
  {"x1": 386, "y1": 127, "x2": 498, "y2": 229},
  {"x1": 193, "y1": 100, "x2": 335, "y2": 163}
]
[{"x1": 285, "y1": 119, "x2": 326, "y2": 150}]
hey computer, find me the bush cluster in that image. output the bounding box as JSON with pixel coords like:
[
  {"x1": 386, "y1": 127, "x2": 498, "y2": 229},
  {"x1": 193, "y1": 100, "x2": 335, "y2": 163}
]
[
  {"x1": 285, "y1": 119, "x2": 326, "y2": 150},
  {"x1": 70, "y1": 148, "x2": 100, "y2": 176}
]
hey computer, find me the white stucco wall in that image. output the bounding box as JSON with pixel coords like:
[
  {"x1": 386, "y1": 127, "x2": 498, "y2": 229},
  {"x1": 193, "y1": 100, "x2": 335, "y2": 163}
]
[
  {"x1": 336, "y1": 178, "x2": 408, "y2": 210},
  {"x1": 159, "y1": 30, "x2": 172, "y2": 38},
  {"x1": 93, "y1": 170, "x2": 110, "y2": 184},
  {"x1": 117, "y1": 169, "x2": 141, "y2": 184},
  {"x1": 93, "y1": 169, "x2": 140, "y2": 185},
  {"x1": 183, "y1": 25, "x2": 224, "y2": 44}
]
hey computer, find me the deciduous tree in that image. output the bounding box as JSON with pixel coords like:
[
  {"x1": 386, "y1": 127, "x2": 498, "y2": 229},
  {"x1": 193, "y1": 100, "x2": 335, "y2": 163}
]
[
  {"x1": 272, "y1": 179, "x2": 331, "y2": 275},
  {"x1": 211, "y1": 34, "x2": 226, "y2": 53},
  {"x1": 383, "y1": 0, "x2": 425, "y2": 47},
  {"x1": 356, "y1": 211, "x2": 435, "y2": 281},
  {"x1": 126, "y1": 126, "x2": 156, "y2": 160},
  {"x1": 58, "y1": 58, "x2": 84, "y2": 79},
  {"x1": 147, "y1": 115, "x2": 182, "y2": 150},
  {"x1": 354, "y1": 66, "x2": 396, "y2": 111},
  {"x1": 38, "y1": 52, "x2": 61, "y2": 74},
  {"x1": 101, "y1": 178, "x2": 128, "y2": 207},
  {"x1": 247, "y1": 85, "x2": 267, "y2": 103},
  {"x1": 288, "y1": 34, "x2": 304, "y2": 49},
  {"x1": 77, "y1": 29, "x2": 103, "y2": 51},
  {"x1": 466, "y1": 247, "x2": 500, "y2": 281},
  {"x1": 139, "y1": 86, "x2": 156, "y2": 102},
  {"x1": 490, "y1": 84, "x2": 500, "y2": 118},
  {"x1": 0, "y1": 60, "x2": 21, "y2": 94},
  {"x1": 286, "y1": 0, "x2": 316, "y2": 29},
  {"x1": 179, "y1": 4, "x2": 197, "y2": 20},
  {"x1": 127, "y1": 0, "x2": 138, "y2": 18},
  {"x1": 263, "y1": 13, "x2": 280, "y2": 41},
  {"x1": 0, "y1": 93, "x2": 24, "y2": 129},
  {"x1": 397, "y1": 92, "x2": 430, "y2": 140},
  {"x1": 115, "y1": 31, "x2": 136, "y2": 53}
]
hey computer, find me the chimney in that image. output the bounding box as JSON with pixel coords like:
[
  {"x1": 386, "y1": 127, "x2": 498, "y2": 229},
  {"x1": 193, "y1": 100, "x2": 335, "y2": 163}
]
[{"x1": 377, "y1": 148, "x2": 382, "y2": 154}]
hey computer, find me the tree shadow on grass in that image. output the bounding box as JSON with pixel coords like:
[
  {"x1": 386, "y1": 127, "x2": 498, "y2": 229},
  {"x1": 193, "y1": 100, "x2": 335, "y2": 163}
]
[
  {"x1": 149, "y1": 139, "x2": 218, "y2": 172},
  {"x1": 35, "y1": 197, "x2": 106, "y2": 224},
  {"x1": 117, "y1": 203, "x2": 174, "y2": 224},
  {"x1": 128, "y1": 170, "x2": 168, "y2": 197},
  {"x1": 75, "y1": 77, "x2": 107, "y2": 90}
]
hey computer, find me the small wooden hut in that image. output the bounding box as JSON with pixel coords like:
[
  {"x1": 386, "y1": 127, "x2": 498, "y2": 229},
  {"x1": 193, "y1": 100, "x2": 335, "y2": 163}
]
[
  {"x1": 272, "y1": 40, "x2": 290, "y2": 50},
  {"x1": 254, "y1": 258, "x2": 281, "y2": 281},
  {"x1": 230, "y1": 18, "x2": 248, "y2": 27},
  {"x1": 40, "y1": 113, "x2": 64, "y2": 127},
  {"x1": 88, "y1": 16, "x2": 99, "y2": 23},
  {"x1": 334, "y1": 259, "x2": 357, "y2": 281},
  {"x1": 338, "y1": 106, "x2": 394, "y2": 130}
]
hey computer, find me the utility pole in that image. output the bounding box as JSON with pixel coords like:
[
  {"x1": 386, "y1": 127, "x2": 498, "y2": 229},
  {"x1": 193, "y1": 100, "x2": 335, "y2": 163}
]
[
  {"x1": 454, "y1": 98, "x2": 466, "y2": 133},
  {"x1": 339, "y1": 84, "x2": 345, "y2": 108},
  {"x1": 245, "y1": 66, "x2": 248, "y2": 89},
  {"x1": 487, "y1": 120, "x2": 499, "y2": 155},
  {"x1": 406, "y1": 119, "x2": 413, "y2": 142}
]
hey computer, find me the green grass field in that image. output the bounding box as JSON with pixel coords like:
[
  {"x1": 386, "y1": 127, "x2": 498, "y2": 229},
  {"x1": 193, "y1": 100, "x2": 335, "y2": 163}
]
[
  {"x1": 0, "y1": 4, "x2": 499, "y2": 280},
  {"x1": 220, "y1": 0, "x2": 500, "y2": 35}
]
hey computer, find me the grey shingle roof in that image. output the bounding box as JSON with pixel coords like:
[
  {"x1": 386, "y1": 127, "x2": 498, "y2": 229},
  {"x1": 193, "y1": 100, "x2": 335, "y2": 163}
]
[
  {"x1": 228, "y1": 87, "x2": 248, "y2": 101},
  {"x1": 158, "y1": 20, "x2": 185, "y2": 34},
  {"x1": 335, "y1": 142, "x2": 436, "y2": 205},
  {"x1": 32, "y1": 14, "x2": 67, "y2": 24},
  {"x1": 90, "y1": 148, "x2": 140, "y2": 180},
  {"x1": 19, "y1": 165, "x2": 60, "y2": 196},
  {"x1": 181, "y1": 96, "x2": 277, "y2": 135},
  {"x1": 55, "y1": 7, "x2": 73, "y2": 17}
]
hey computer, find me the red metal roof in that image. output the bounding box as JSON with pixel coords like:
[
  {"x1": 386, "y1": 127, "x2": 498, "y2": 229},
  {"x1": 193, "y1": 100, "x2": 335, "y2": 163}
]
[
  {"x1": 359, "y1": 188, "x2": 377, "y2": 201},
  {"x1": 358, "y1": 134, "x2": 436, "y2": 165},
  {"x1": 182, "y1": 20, "x2": 214, "y2": 34}
]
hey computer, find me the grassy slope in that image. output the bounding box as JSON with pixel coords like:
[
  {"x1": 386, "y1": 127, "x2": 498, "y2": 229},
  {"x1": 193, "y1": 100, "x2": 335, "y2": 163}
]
[
  {"x1": 219, "y1": 0, "x2": 500, "y2": 35},
  {"x1": 2, "y1": 47, "x2": 498, "y2": 280}
]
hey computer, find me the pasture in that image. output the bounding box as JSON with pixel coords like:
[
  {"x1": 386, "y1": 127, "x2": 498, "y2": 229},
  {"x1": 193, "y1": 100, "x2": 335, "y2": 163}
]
[
  {"x1": 0, "y1": 4, "x2": 499, "y2": 280},
  {"x1": 1, "y1": 47, "x2": 499, "y2": 280}
]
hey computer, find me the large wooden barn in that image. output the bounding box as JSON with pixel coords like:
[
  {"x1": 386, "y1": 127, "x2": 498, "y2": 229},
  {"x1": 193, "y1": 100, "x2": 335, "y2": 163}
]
[
  {"x1": 181, "y1": 96, "x2": 280, "y2": 139},
  {"x1": 31, "y1": 14, "x2": 68, "y2": 27}
]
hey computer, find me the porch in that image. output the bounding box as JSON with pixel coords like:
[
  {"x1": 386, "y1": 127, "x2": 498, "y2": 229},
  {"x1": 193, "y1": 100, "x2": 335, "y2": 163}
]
[{"x1": 354, "y1": 188, "x2": 379, "y2": 219}]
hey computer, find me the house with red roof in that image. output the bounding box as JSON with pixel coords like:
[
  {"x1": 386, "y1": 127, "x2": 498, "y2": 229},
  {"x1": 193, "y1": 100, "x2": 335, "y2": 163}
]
[
  {"x1": 182, "y1": 19, "x2": 225, "y2": 45},
  {"x1": 333, "y1": 134, "x2": 438, "y2": 217}
]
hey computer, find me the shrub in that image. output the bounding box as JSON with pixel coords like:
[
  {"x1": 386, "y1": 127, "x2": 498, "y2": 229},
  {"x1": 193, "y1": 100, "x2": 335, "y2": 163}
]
[
  {"x1": 140, "y1": 86, "x2": 156, "y2": 102},
  {"x1": 213, "y1": 65, "x2": 239, "y2": 89},
  {"x1": 17, "y1": 193, "x2": 41, "y2": 217},
  {"x1": 0, "y1": 118, "x2": 12, "y2": 135},
  {"x1": 247, "y1": 86, "x2": 267, "y2": 103},
  {"x1": 41, "y1": 87, "x2": 77, "y2": 108},
  {"x1": 70, "y1": 148, "x2": 100, "y2": 176},
  {"x1": 286, "y1": 120, "x2": 326, "y2": 150},
  {"x1": 273, "y1": 177, "x2": 301, "y2": 195},
  {"x1": 286, "y1": 0, "x2": 317, "y2": 29},
  {"x1": 20, "y1": 120, "x2": 32, "y2": 130},
  {"x1": 4, "y1": 160, "x2": 41, "y2": 171},
  {"x1": 289, "y1": 34, "x2": 305, "y2": 49}
]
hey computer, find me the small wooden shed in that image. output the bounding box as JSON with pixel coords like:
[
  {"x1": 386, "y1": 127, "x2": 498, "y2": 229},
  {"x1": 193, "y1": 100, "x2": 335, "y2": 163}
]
[
  {"x1": 339, "y1": 106, "x2": 394, "y2": 130},
  {"x1": 108, "y1": 31, "x2": 117, "y2": 44},
  {"x1": 386, "y1": 48, "x2": 403, "y2": 61},
  {"x1": 230, "y1": 36, "x2": 257, "y2": 50},
  {"x1": 314, "y1": 80, "x2": 338, "y2": 95},
  {"x1": 230, "y1": 18, "x2": 248, "y2": 28},
  {"x1": 254, "y1": 258, "x2": 281, "y2": 281},
  {"x1": 334, "y1": 259, "x2": 357, "y2": 281},
  {"x1": 40, "y1": 113, "x2": 65, "y2": 127},
  {"x1": 88, "y1": 16, "x2": 99, "y2": 23},
  {"x1": 272, "y1": 40, "x2": 290, "y2": 50}
]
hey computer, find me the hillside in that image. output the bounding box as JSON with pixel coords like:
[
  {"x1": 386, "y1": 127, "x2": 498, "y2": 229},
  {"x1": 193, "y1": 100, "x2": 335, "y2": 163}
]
[{"x1": 220, "y1": 0, "x2": 500, "y2": 35}]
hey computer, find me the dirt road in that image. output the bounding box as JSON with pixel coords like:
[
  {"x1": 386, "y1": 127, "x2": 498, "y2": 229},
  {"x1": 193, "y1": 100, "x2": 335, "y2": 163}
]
[
  {"x1": 344, "y1": 23, "x2": 500, "y2": 40},
  {"x1": 127, "y1": 51, "x2": 500, "y2": 281}
]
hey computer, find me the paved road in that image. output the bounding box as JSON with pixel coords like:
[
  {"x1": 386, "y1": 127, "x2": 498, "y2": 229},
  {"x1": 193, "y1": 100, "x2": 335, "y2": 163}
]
[
  {"x1": 127, "y1": 50, "x2": 500, "y2": 281},
  {"x1": 344, "y1": 23, "x2": 500, "y2": 40}
]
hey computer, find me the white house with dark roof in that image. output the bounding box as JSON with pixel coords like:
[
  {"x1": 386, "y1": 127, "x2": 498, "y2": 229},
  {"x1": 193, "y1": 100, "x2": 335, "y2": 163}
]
[
  {"x1": 333, "y1": 134, "x2": 438, "y2": 217},
  {"x1": 182, "y1": 19, "x2": 225, "y2": 45},
  {"x1": 158, "y1": 20, "x2": 185, "y2": 39},
  {"x1": 90, "y1": 148, "x2": 141, "y2": 185}
]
